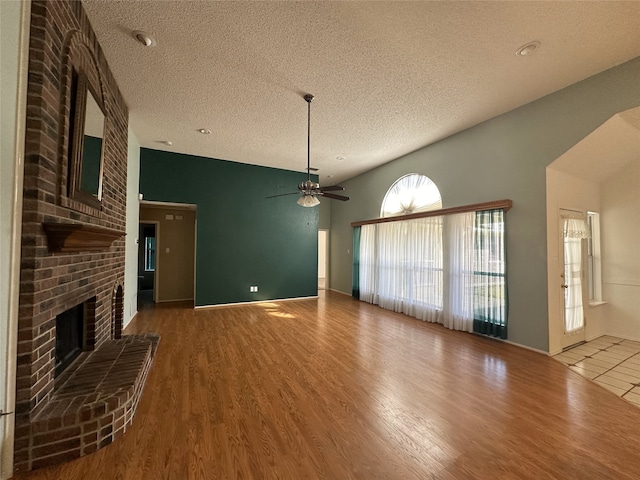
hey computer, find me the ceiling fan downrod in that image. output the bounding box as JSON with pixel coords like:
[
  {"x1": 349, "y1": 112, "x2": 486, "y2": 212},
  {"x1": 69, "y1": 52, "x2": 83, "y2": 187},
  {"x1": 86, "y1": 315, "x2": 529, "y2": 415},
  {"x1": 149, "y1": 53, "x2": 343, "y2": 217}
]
[
  {"x1": 304, "y1": 93, "x2": 314, "y2": 184},
  {"x1": 265, "y1": 93, "x2": 349, "y2": 205}
]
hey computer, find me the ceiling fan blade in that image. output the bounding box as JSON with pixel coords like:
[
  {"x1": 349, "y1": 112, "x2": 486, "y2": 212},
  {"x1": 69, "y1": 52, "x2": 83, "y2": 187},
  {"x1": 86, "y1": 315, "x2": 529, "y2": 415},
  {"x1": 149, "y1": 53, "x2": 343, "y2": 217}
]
[
  {"x1": 266, "y1": 192, "x2": 299, "y2": 199},
  {"x1": 320, "y1": 192, "x2": 350, "y2": 201},
  {"x1": 319, "y1": 185, "x2": 345, "y2": 192}
]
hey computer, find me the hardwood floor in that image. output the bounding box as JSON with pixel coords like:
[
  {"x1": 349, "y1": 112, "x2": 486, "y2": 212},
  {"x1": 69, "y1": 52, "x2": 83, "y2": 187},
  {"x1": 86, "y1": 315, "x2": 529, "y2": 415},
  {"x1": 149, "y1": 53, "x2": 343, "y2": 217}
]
[{"x1": 12, "y1": 290, "x2": 640, "y2": 479}]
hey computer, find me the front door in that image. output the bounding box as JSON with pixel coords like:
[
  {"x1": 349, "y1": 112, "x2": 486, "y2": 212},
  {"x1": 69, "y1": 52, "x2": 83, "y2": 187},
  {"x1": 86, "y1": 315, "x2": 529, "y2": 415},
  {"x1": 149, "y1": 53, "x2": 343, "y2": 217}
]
[{"x1": 560, "y1": 209, "x2": 588, "y2": 349}]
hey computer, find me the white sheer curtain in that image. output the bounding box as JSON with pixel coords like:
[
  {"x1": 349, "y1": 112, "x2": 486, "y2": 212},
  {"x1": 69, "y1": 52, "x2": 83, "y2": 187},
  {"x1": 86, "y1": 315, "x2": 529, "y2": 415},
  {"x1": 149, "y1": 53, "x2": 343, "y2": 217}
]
[
  {"x1": 359, "y1": 225, "x2": 377, "y2": 304},
  {"x1": 356, "y1": 209, "x2": 507, "y2": 336},
  {"x1": 359, "y1": 217, "x2": 443, "y2": 324},
  {"x1": 443, "y1": 213, "x2": 475, "y2": 332}
]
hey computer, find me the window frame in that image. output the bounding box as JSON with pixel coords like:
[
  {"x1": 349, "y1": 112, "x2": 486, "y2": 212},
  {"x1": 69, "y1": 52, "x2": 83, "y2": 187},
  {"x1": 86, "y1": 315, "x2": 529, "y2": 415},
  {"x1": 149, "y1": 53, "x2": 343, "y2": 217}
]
[
  {"x1": 586, "y1": 211, "x2": 603, "y2": 303},
  {"x1": 380, "y1": 173, "x2": 442, "y2": 218},
  {"x1": 144, "y1": 236, "x2": 156, "y2": 272}
]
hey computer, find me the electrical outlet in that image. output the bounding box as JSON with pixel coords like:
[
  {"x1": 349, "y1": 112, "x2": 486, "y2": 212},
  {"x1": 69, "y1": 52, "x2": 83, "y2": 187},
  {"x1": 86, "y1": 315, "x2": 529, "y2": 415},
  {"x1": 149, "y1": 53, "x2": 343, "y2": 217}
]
[{"x1": 249, "y1": 285, "x2": 258, "y2": 293}]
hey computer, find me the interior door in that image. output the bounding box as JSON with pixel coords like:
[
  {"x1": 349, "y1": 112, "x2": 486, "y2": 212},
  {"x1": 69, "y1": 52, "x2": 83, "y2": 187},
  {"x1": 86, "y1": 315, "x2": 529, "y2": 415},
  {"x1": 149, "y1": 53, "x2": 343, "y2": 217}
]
[{"x1": 560, "y1": 209, "x2": 588, "y2": 349}]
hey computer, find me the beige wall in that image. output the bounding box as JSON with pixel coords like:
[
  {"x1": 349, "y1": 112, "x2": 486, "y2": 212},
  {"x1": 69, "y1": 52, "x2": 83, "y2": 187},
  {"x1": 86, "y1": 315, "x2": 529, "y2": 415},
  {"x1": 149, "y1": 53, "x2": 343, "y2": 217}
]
[
  {"x1": 139, "y1": 204, "x2": 196, "y2": 303},
  {"x1": 600, "y1": 159, "x2": 640, "y2": 340},
  {"x1": 546, "y1": 168, "x2": 602, "y2": 354}
]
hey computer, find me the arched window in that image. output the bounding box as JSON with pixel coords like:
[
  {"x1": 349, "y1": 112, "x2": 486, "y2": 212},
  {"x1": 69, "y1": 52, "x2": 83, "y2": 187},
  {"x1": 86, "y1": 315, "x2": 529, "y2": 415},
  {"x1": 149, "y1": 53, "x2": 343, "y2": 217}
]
[{"x1": 380, "y1": 173, "x2": 442, "y2": 217}]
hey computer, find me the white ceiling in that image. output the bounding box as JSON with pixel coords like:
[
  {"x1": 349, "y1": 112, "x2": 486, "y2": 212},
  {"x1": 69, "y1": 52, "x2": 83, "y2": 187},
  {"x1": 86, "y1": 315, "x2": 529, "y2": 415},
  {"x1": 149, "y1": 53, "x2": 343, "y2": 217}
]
[{"x1": 82, "y1": 1, "x2": 640, "y2": 184}]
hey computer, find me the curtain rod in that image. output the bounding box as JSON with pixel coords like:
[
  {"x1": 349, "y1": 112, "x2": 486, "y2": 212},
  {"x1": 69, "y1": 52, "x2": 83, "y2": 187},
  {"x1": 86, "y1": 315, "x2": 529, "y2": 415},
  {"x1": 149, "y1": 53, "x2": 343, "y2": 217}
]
[{"x1": 350, "y1": 199, "x2": 512, "y2": 227}]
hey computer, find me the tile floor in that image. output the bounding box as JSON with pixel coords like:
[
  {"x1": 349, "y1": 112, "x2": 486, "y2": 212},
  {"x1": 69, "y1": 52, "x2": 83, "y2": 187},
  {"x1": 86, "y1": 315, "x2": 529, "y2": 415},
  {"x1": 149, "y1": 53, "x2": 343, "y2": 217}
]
[{"x1": 553, "y1": 335, "x2": 640, "y2": 407}]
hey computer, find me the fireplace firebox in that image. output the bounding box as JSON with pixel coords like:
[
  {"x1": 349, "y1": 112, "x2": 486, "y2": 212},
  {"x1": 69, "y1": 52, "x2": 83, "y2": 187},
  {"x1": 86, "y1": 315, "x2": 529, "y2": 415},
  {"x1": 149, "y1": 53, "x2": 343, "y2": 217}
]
[{"x1": 55, "y1": 302, "x2": 86, "y2": 376}]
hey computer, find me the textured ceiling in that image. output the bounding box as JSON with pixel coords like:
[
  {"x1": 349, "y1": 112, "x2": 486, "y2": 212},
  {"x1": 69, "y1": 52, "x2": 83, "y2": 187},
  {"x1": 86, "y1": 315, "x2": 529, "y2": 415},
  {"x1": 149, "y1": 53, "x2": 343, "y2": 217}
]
[{"x1": 82, "y1": 1, "x2": 640, "y2": 184}]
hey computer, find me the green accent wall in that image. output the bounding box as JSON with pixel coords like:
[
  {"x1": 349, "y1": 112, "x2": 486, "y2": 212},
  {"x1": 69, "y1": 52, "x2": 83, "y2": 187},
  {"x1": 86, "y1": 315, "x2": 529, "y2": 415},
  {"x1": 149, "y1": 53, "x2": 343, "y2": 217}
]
[
  {"x1": 330, "y1": 56, "x2": 640, "y2": 352},
  {"x1": 80, "y1": 135, "x2": 102, "y2": 195},
  {"x1": 139, "y1": 149, "x2": 318, "y2": 306}
]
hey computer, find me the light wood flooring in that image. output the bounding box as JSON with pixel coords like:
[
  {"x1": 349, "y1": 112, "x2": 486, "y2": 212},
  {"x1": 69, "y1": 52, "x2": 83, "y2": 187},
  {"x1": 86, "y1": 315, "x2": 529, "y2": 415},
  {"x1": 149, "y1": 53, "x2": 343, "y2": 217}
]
[{"x1": 12, "y1": 290, "x2": 640, "y2": 479}]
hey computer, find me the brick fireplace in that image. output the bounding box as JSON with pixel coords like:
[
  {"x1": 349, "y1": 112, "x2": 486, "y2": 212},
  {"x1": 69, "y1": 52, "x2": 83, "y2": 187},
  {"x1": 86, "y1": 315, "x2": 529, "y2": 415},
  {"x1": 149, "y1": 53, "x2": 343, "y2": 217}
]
[{"x1": 15, "y1": 0, "x2": 157, "y2": 472}]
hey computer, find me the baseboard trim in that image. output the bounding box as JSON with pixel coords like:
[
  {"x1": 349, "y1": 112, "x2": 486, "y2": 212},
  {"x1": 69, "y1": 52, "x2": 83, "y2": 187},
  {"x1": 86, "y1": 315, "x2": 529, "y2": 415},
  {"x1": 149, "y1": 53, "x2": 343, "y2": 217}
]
[
  {"x1": 500, "y1": 339, "x2": 550, "y2": 356},
  {"x1": 194, "y1": 296, "x2": 319, "y2": 309},
  {"x1": 123, "y1": 310, "x2": 138, "y2": 331},
  {"x1": 328, "y1": 288, "x2": 351, "y2": 297}
]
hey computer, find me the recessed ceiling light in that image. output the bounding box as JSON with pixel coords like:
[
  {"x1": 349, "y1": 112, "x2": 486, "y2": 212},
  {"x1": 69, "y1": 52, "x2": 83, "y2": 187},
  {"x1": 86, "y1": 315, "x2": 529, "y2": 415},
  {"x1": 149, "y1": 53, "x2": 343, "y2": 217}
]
[
  {"x1": 336, "y1": 156, "x2": 345, "y2": 161},
  {"x1": 198, "y1": 128, "x2": 212, "y2": 135},
  {"x1": 154, "y1": 140, "x2": 172, "y2": 146},
  {"x1": 516, "y1": 41, "x2": 541, "y2": 56},
  {"x1": 132, "y1": 30, "x2": 157, "y2": 47}
]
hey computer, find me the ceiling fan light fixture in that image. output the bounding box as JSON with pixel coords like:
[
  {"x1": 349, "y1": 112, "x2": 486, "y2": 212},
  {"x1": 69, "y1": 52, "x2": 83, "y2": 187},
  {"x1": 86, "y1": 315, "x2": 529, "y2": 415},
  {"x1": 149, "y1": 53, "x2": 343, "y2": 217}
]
[{"x1": 297, "y1": 195, "x2": 320, "y2": 207}]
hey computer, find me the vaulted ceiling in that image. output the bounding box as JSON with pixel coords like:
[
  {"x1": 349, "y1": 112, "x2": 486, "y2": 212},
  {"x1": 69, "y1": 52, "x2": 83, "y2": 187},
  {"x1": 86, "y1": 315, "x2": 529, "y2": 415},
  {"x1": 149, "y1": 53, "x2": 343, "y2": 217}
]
[{"x1": 82, "y1": 1, "x2": 640, "y2": 183}]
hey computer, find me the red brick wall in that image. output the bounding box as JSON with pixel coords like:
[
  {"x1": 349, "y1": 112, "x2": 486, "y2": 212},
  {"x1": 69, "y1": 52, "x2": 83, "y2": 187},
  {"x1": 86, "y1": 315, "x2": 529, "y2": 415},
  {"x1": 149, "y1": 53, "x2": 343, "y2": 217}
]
[{"x1": 16, "y1": 0, "x2": 129, "y2": 470}]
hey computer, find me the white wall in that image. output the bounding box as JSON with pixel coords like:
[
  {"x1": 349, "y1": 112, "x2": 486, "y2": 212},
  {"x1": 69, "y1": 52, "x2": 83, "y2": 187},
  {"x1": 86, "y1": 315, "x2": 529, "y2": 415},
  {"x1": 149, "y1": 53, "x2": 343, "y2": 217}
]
[
  {"x1": 600, "y1": 159, "x2": 640, "y2": 340},
  {"x1": 124, "y1": 128, "x2": 141, "y2": 329},
  {"x1": 546, "y1": 168, "x2": 602, "y2": 354},
  {"x1": 0, "y1": 1, "x2": 30, "y2": 477}
]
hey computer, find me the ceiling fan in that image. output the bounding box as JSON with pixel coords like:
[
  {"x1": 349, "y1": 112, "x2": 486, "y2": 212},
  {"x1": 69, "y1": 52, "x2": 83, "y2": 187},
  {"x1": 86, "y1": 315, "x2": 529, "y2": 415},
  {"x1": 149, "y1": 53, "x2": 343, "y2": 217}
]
[{"x1": 267, "y1": 94, "x2": 349, "y2": 207}]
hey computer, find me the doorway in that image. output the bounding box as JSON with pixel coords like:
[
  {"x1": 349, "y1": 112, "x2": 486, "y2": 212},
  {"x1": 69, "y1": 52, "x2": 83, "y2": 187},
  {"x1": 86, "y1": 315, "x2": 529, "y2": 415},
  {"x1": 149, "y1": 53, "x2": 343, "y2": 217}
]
[
  {"x1": 139, "y1": 202, "x2": 197, "y2": 305},
  {"x1": 559, "y1": 209, "x2": 588, "y2": 349},
  {"x1": 318, "y1": 230, "x2": 328, "y2": 290},
  {"x1": 138, "y1": 222, "x2": 157, "y2": 308}
]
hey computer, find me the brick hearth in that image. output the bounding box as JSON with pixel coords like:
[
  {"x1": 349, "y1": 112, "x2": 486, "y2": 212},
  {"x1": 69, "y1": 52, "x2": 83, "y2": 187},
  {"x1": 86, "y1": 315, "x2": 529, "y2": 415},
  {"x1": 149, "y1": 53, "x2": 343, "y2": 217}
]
[{"x1": 23, "y1": 335, "x2": 159, "y2": 470}]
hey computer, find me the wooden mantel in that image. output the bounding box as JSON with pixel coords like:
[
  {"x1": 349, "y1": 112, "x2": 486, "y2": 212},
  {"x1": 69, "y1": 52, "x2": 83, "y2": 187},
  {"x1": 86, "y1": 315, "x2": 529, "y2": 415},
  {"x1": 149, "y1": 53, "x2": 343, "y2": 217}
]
[{"x1": 43, "y1": 223, "x2": 125, "y2": 253}]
